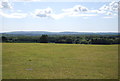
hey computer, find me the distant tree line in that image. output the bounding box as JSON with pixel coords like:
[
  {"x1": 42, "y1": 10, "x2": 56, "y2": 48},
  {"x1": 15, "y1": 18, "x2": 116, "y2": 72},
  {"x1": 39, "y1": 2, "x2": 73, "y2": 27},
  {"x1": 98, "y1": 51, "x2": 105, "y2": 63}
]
[{"x1": 0, "y1": 34, "x2": 120, "y2": 44}]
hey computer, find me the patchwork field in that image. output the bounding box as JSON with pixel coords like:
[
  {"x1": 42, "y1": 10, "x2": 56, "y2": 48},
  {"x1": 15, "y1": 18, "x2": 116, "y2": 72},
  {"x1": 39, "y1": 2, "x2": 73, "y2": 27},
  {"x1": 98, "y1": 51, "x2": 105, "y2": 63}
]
[{"x1": 2, "y1": 43, "x2": 118, "y2": 79}]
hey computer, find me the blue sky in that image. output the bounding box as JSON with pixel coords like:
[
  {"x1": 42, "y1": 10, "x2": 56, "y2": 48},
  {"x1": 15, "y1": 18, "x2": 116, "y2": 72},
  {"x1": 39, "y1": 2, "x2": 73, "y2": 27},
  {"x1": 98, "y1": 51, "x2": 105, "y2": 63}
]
[{"x1": 0, "y1": 0, "x2": 119, "y2": 32}]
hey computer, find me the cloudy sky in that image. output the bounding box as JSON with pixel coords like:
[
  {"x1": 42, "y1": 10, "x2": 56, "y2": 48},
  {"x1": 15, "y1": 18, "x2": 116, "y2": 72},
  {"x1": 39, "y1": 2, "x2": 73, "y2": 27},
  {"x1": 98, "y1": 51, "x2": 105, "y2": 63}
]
[{"x1": 0, "y1": 0, "x2": 119, "y2": 32}]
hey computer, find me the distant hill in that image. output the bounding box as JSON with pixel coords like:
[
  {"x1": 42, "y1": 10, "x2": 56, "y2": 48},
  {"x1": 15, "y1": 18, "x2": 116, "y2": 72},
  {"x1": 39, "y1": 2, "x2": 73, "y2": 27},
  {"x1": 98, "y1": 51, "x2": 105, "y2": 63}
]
[{"x1": 0, "y1": 31, "x2": 119, "y2": 36}]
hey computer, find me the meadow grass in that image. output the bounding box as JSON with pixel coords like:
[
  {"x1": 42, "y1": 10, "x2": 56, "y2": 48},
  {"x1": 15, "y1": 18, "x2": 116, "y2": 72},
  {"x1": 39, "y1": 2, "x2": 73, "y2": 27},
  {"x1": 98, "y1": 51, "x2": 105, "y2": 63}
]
[{"x1": 2, "y1": 43, "x2": 118, "y2": 79}]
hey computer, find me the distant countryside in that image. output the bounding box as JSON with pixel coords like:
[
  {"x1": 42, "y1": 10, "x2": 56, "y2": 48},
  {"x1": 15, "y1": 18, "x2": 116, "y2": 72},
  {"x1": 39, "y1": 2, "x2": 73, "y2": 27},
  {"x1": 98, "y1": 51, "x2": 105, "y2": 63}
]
[
  {"x1": 1, "y1": 31, "x2": 120, "y2": 44},
  {"x1": 1, "y1": 32, "x2": 119, "y2": 79}
]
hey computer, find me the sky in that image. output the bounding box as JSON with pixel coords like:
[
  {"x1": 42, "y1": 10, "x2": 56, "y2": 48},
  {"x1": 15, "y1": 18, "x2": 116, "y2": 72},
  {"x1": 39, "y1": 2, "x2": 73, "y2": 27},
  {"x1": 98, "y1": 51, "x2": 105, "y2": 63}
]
[{"x1": 0, "y1": 0, "x2": 119, "y2": 32}]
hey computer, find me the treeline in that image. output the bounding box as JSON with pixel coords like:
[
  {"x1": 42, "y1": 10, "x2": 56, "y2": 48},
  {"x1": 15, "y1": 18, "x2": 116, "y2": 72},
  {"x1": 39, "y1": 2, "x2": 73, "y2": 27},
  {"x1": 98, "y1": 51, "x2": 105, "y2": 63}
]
[{"x1": 0, "y1": 34, "x2": 120, "y2": 44}]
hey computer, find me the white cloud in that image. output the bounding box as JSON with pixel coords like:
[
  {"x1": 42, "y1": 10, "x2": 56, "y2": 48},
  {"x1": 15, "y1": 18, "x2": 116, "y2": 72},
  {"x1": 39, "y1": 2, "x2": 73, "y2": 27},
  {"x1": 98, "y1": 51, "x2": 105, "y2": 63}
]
[
  {"x1": 62, "y1": 5, "x2": 89, "y2": 13},
  {"x1": 0, "y1": 10, "x2": 27, "y2": 18},
  {"x1": 89, "y1": 1, "x2": 118, "y2": 16},
  {"x1": 0, "y1": 0, "x2": 12, "y2": 9},
  {"x1": 99, "y1": 1, "x2": 118, "y2": 12},
  {"x1": 98, "y1": 1, "x2": 118, "y2": 18},
  {"x1": 32, "y1": 8, "x2": 65, "y2": 19},
  {"x1": 32, "y1": 8, "x2": 67, "y2": 19},
  {"x1": 87, "y1": 1, "x2": 118, "y2": 17},
  {"x1": 61, "y1": 5, "x2": 98, "y2": 17},
  {"x1": 0, "y1": 1, "x2": 118, "y2": 19},
  {"x1": 0, "y1": 0, "x2": 28, "y2": 18},
  {"x1": 33, "y1": 8, "x2": 53, "y2": 17}
]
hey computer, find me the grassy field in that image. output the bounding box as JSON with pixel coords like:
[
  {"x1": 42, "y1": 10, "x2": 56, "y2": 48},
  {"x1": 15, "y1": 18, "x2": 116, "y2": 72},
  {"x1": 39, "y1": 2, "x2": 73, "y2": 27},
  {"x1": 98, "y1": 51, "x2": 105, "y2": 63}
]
[{"x1": 2, "y1": 43, "x2": 118, "y2": 79}]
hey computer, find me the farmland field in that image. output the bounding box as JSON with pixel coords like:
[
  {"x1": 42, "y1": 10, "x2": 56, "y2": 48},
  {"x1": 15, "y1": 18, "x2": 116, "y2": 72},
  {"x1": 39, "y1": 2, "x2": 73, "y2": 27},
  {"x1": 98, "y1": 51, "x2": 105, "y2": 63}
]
[{"x1": 2, "y1": 43, "x2": 118, "y2": 79}]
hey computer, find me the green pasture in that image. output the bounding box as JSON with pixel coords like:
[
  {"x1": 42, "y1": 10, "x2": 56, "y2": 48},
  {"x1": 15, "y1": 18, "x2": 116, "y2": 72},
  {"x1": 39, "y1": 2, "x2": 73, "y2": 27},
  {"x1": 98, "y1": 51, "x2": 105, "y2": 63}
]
[{"x1": 2, "y1": 43, "x2": 118, "y2": 79}]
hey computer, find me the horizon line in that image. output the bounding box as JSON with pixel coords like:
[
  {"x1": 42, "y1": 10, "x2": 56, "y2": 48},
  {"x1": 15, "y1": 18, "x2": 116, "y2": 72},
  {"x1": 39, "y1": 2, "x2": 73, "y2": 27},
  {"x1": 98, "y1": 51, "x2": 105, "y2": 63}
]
[{"x1": 0, "y1": 30, "x2": 119, "y2": 33}]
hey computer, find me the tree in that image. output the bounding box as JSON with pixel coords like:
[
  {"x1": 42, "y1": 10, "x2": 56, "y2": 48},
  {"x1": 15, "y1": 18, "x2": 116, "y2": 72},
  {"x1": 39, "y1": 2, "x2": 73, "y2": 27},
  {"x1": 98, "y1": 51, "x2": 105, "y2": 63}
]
[
  {"x1": 40, "y1": 35, "x2": 48, "y2": 43},
  {"x1": 2, "y1": 36, "x2": 8, "y2": 42},
  {"x1": 80, "y1": 39, "x2": 89, "y2": 44},
  {"x1": 74, "y1": 39, "x2": 80, "y2": 44},
  {"x1": 66, "y1": 38, "x2": 73, "y2": 44}
]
